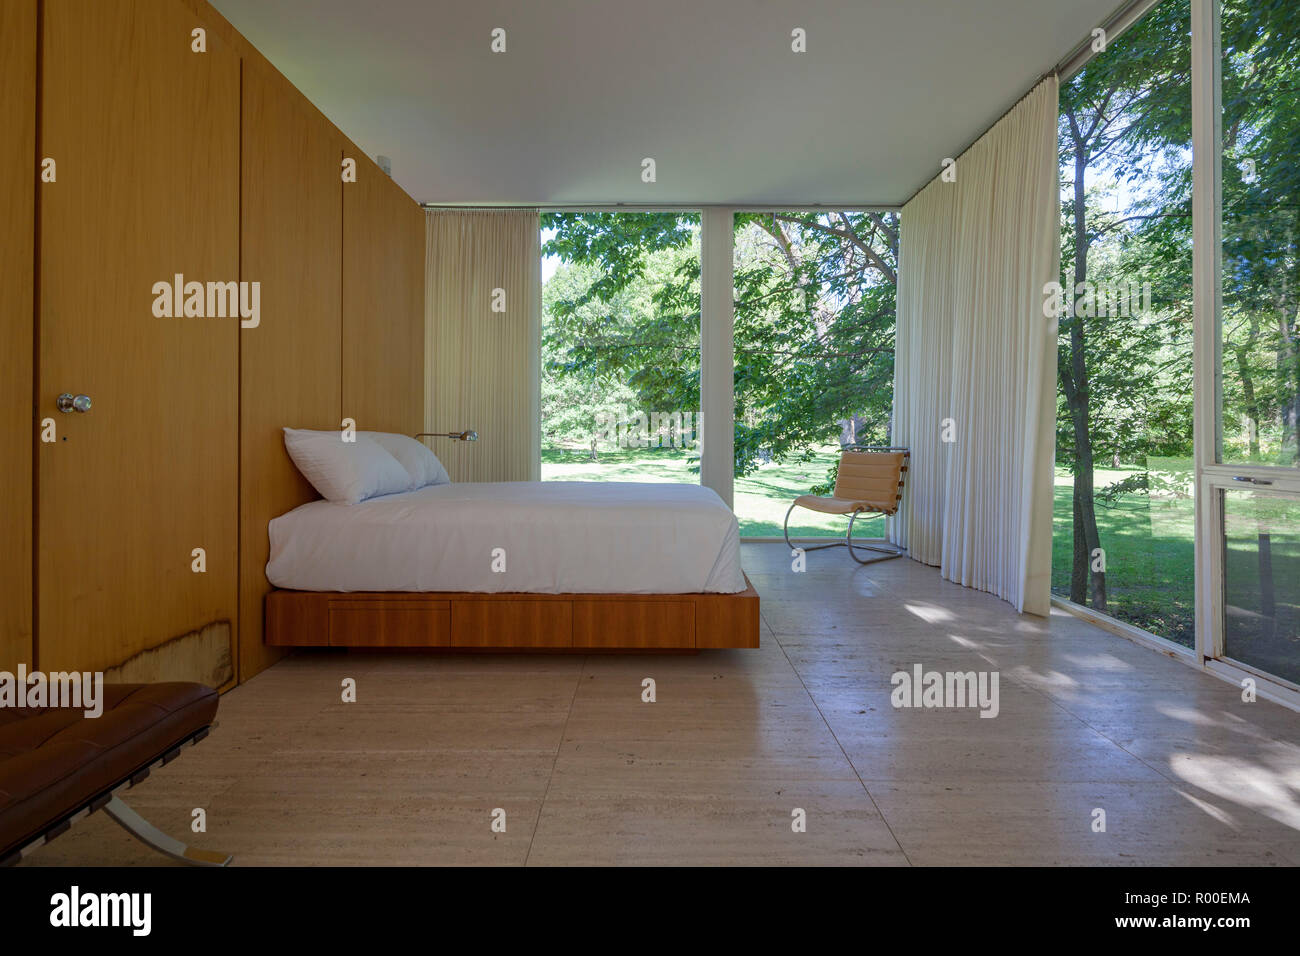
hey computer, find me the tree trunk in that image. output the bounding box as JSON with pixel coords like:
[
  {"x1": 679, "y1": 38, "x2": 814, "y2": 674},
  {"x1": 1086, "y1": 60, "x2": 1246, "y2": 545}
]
[
  {"x1": 1066, "y1": 140, "x2": 1107, "y2": 611},
  {"x1": 1234, "y1": 313, "x2": 1262, "y2": 459},
  {"x1": 1277, "y1": 286, "x2": 1299, "y2": 465},
  {"x1": 1279, "y1": 218, "x2": 1300, "y2": 464}
]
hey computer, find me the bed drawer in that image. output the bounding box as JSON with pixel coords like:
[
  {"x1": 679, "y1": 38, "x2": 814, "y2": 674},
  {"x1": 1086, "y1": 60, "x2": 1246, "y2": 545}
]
[
  {"x1": 572, "y1": 600, "x2": 695, "y2": 648},
  {"x1": 328, "y1": 600, "x2": 451, "y2": 647},
  {"x1": 451, "y1": 600, "x2": 573, "y2": 647}
]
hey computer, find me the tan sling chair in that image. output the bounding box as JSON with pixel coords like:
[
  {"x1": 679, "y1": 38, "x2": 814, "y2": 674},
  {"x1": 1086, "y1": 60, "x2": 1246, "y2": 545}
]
[{"x1": 782, "y1": 445, "x2": 910, "y2": 564}]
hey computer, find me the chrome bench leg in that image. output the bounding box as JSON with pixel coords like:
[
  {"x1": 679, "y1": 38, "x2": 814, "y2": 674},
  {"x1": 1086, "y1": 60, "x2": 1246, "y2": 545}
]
[{"x1": 103, "y1": 796, "x2": 232, "y2": 867}]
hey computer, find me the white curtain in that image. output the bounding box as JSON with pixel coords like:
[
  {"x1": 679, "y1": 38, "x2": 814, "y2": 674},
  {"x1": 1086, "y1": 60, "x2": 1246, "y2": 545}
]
[
  {"x1": 891, "y1": 76, "x2": 1059, "y2": 615},
  {"x1": 425, "y1": 209, "x2": 540, "y2": 482}
]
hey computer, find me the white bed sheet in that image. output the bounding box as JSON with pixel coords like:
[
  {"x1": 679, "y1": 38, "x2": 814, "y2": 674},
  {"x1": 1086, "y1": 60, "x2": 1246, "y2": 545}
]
[{"x1": 266, "y1": 480, "x2": 747, "y2": 594}]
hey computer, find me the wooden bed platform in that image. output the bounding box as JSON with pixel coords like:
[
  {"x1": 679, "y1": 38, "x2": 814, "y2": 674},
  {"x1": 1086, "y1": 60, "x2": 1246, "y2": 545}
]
[{"x1": 265, "y1": 576, "x2": 760, "y2": 650}]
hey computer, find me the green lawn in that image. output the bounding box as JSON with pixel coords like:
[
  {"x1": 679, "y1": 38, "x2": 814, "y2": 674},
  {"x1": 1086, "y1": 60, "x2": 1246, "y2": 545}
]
[
  {"x1": 1051, "y1": 465, "x2": 1197, "y2": 646},
  {"x1": 1052, "y1": 465, "x2": 1300, "y2": 656},
  {"x1": 541, "y1": 446, "x2": 882, "y2": 538}
]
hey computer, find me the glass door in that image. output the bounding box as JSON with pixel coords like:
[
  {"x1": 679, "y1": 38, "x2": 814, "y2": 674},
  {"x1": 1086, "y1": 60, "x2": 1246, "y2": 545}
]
[
  {"x1": 1206, "y1": 474, "x2": 1300, "y2": 688},
  {"x1": 1203, "y1": 0, "x2": 1300, "y2": 692}
]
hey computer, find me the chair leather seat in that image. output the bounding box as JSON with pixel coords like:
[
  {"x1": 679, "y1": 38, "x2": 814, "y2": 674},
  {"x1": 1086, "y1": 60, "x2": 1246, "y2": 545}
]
[
  {"x1": 0, "y1": 683, "x2": 218, "y2": 858},
  {"x1": 794, "y1": 494, "x2": 898, "y2": 516}
]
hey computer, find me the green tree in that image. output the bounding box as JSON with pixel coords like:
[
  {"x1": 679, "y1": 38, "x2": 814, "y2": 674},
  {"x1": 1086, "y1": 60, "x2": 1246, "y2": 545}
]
[
  {"x1": 541, "y1": 214, "x2": 702, "y2": 435},
  {"x1": 541, "y1": 260, "x2": 640, "y2": 453},
  {"x1": 1220, "y1": 0, "x2": 1300, "y2": 465},
  {"x1": 732, "y1": 212, "x2": 896, "y2": 474},
  {"x1": 540, "y1": 210, "x2": 897, "y2": 480},
  {"x1": 1058, "y1": 0, "x2": 1193, "y2": 609}
]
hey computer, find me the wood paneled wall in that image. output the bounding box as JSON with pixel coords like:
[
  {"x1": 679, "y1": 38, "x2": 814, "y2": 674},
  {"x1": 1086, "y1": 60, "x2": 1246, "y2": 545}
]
[
  {"x1": 343, "y1": 168, "x2": 426, "y2": 436},
  {"x1": 237, "y1": 60, "x2": 346, "y2": 681},
  {"x1": 9, "y1": 0, "x2": 425, "y2": 685},
  {"x1": 188, "y1": 0, "x2": 426, "y2": 682},
  {"x1": 0, "y1": 0, "x2": 36, "y2": 673}
]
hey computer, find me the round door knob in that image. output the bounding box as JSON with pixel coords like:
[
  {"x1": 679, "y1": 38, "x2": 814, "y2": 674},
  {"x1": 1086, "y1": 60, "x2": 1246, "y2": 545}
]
[{"x1": 56, "y1": 393, "x2": 92, "y2": 413}]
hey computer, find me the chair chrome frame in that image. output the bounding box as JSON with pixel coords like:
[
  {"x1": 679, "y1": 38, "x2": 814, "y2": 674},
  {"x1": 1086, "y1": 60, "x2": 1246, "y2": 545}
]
[{"x1": 782, "y1": 445, "x2": 909, "y2": 565}]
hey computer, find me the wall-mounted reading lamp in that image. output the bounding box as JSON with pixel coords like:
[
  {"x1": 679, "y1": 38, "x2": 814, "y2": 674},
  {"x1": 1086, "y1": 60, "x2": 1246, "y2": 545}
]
[{"x1": 416, "y1": 430, "x2": 478, "y2": 442}]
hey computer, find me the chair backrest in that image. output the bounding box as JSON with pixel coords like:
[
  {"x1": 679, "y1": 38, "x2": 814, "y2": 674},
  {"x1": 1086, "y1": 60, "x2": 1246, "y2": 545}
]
[{"x1": 833, "y1": 447, "x2": 909, "y2": 514}]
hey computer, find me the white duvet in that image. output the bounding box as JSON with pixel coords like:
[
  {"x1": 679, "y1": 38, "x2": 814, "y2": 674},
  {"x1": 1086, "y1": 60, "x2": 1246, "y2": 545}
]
[{"x1": 266, "y1": 481, "x2": 747, "y2": 594}]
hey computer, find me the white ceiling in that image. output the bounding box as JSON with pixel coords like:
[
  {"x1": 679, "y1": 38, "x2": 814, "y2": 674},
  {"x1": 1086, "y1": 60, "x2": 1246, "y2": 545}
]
[{"x1": 210, "y1": 0, "x2": 1118, "y2": 207}]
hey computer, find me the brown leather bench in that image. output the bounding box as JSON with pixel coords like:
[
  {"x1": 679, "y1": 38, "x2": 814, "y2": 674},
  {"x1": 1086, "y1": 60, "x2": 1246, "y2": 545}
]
[{"x1": 0, "y1": 682, "x2": 230, "y2": 866}]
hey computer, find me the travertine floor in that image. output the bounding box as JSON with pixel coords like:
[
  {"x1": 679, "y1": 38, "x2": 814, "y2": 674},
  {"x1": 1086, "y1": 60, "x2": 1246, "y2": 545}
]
[{"x1": 28, "y1": 544, "x2": 1300, "y2": 865}]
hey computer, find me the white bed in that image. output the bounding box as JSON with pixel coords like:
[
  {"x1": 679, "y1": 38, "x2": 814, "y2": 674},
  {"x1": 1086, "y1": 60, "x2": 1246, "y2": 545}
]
[{"x1": 266, "y1": 480, "x2": 747, "y2": 594}]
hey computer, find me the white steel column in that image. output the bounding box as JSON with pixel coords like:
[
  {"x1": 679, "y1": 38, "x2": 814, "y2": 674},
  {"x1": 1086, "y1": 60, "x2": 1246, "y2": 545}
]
[
  {"x1": 1191, "y1": 0, "x2": 1222, "y2": 664},
  {"x1": 700, "y1": 208, "x2": 735, "y2": 507}
]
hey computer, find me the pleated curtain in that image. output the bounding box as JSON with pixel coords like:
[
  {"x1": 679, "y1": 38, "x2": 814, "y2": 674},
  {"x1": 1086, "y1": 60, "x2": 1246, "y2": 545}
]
[
  {"x1": 425, "y1": 209, "x2": 541, "y2": 482},
  {"x1": 890, "y1": 76, "x2": 1059, "y2": 615}
]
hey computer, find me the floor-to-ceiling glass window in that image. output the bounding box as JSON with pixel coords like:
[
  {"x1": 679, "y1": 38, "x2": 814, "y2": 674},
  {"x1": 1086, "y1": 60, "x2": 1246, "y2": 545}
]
[
  {"x1": 731, "y1": 210, "x2": 898, "y2": 538},
  {"x1": 1212, "y1": 0, "x2": 1300, "y2": 686},
  {"x1": 538, "y1": 212, "x2": 701, "y2": 484},
  {"x1": 1053, "y1": 0, "x2": 1196, "y2": 646}
]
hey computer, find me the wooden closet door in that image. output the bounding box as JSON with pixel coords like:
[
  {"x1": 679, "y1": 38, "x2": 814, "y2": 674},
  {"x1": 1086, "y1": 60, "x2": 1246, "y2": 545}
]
[
  {"x1": 37, "y1": 0, "x2": 239, "y2": 680},
  {"x1": 0, "y1": 0, "x2": 36, "y2": 673}
]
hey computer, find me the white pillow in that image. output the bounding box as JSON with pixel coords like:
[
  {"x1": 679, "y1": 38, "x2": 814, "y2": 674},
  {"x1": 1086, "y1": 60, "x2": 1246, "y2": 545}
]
[
  {"x1": 362, "y1": 431, "x2": 451, "y2": 488},
  {"x1": 282, "y1": 428, "x2": 412, "y2": 504}
]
